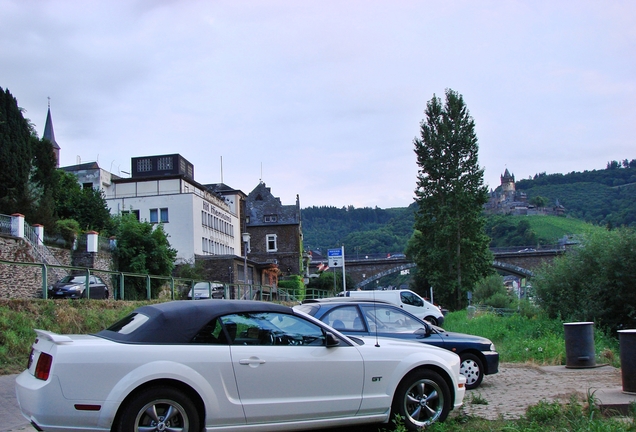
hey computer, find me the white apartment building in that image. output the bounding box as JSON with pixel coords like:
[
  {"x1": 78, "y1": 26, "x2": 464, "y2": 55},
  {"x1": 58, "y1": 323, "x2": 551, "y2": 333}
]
[{"x1": 104, "y1": 154, "x2": 241, "y2": 263}]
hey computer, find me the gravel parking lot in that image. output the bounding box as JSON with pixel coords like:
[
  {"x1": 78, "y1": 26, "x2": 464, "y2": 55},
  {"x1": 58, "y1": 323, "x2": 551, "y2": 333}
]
[{"x1": 461, "y1": 362, "x2": 626, "y2": 420}]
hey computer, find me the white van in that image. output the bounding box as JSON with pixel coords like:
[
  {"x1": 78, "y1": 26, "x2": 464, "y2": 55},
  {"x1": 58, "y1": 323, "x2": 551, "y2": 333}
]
[{"x1": 341, "y1": 289, "x2": 445, "y2": 325}]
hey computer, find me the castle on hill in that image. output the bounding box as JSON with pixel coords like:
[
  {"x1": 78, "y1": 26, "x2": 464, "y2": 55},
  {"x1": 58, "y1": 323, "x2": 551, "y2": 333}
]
[{"x1": 485, "y1": 169, "x2": 565, "y2": 216}]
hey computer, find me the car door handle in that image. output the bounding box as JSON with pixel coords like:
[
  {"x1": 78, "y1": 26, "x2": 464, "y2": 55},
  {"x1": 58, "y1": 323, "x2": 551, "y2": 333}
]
[{"x1": 239, "y1": 357, "x2": 266, "y2": 366}]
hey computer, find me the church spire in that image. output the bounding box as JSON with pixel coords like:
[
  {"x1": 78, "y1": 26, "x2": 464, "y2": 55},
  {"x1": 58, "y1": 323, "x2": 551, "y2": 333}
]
[{"x1": 43, "y1": 97, "x2": 60, "y2": 167}]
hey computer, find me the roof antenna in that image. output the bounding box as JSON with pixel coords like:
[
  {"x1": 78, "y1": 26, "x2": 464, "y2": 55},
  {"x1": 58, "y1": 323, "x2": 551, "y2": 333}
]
[
  {"x1": 374, "y1": 289, "x2": 380, "y2": 347},
  {"x1": 220, "y1": 156, "x2": 223, "y2": 183}
]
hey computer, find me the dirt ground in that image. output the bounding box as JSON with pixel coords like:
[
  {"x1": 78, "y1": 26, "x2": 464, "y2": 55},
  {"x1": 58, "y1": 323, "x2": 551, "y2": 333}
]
[{"x1": 460, "y1": 362, "x2": 624, "y2": 420}]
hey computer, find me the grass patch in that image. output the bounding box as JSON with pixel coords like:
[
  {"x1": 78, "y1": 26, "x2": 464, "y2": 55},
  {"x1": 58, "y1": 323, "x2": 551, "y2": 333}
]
[
  {"x1": 442, "y1": 309, "x2": 620, "y2": 366},
  {"x1": 0, "y1": 299, "x2": 153, "y2": 374}
]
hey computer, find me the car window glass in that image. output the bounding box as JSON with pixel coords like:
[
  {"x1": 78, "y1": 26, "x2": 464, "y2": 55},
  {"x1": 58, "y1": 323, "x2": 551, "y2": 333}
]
[
  {"x1": 401, "y1": 292, "x2": 423, "y2": 307},
  {"x1": 69, "y1": 276, "x2": 86, "y2": 284},
  {"x1": 191, "y1": 318, "x2": 226, "y2": 344},
  {"x1": 220, "y1": 312, "x2": 325, "y2": 346},
  {"x1": 322, "y1": 306, "x2": 365, "y2": 332},
  {"x1": 361, "y1": 305, "x2": 426, "y2": 333},
  {"x1": 105, "y1": 312, "x2": 149, "y2": 335}
]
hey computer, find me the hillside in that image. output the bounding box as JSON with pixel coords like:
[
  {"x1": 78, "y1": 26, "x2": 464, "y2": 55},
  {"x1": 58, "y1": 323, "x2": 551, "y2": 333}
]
[
  {"x1": 516, "y1": 163, "x2": 636, "y2": 227},
  {"x1": 301, "y1": 205, "x2": 415, "y2": 254},
  {"x1": 485, "y1": 215, "x2": 597, "y2": 248},
  {"x1": 302, "y1": 206, "x2": 597, "y2": 253},
  {"x1": 302, "y1": 163, "x2": 636, "y2": 253}
]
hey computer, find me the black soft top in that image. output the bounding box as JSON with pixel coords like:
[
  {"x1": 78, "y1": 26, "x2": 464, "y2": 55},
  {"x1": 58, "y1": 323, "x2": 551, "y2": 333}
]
[{"x1": 96, "y1": 300, "x2": 293, "y2": 344}]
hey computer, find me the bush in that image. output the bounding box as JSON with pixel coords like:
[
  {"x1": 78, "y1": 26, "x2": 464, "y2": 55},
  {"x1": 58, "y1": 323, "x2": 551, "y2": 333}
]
[
  {"x1": 278, "y1": 275, "x2": 305, "y2": 301},
  {"x1": 473, "y1": 274, "x2": 514, "y2": 308},
  {"x1": 55, "y1": 218, "x2": 81, "y2": 248},
  {"x1": 534, "y1": 227, "x2": 636, "y2": 332}
]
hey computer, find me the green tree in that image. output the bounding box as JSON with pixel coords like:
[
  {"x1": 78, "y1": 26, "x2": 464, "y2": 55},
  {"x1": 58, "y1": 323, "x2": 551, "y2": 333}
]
[
  {"x1": 472, "y1": 274, "x2": 514, "y2": 308},
  {"x1": 0, "y1": 87, "x2": 35, "y2": 215},
  {"x1": 534, "y1": 227, "x2": 636, "y2": 332},
  {"x1": 529, "y1": 195, "x2": 549, "y2": 208},
  {"x1": 0, "y1": 87, "x2": 61, "y2": 229},
  {"x1": 112, "y1": 214, "x2": 177, "y2": 300},
  {"x1": 307, "y1": 271, "x2": 354, "y2": 295},
  {"x1": 53, "y1": 171, "x2": 112, "y2": 234},
  {"x1": 407, "y1": 89, "x2": 492, "y2": 310}
]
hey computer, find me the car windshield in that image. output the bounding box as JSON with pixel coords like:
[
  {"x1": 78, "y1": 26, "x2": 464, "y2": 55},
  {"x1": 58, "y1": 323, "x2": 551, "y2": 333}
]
[{"x1": 60, "y1": 275, "x2": 86, "y2": 284}]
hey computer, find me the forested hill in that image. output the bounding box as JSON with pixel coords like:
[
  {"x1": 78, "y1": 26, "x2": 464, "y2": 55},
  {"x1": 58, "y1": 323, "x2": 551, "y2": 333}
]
[
  {"x1": 302, "y1": 160, "x2": 636, "y2": 253},
  {"x1": 516, "y1": 160, "x2": 636, "y2": 227},
  {"x1": 301, "y1": 205, "x2": 415, "y2": 254}
]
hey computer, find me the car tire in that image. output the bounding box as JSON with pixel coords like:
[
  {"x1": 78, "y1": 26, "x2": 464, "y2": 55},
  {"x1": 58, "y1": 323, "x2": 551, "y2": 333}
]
[
  {"x1": 115, "y1": 386, "x2": 200, "y2": 432},
  {"x1": 424, "y1": 316, "x2": 438, "y2": 326},
  {"x1": 392, "y1": 369, "x2": 451, "y2": 430},
  {"x1": 460, "y1": 353, "x2": 484, "y2": 389}
]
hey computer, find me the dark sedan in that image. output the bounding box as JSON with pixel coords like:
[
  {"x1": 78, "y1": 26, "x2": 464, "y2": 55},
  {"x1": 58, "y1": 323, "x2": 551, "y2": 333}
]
[
  {"x1": 47, "y1": 274, "x2": 109, "y2": 299},
  {"x1": 295, "y1": 298, "x2": 499, "y2": 389}
]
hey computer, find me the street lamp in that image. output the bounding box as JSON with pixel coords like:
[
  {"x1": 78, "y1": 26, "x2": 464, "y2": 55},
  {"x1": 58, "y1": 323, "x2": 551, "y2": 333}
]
[{"x1": 242, "y1": 232, "x2": 251, "y2": 290}]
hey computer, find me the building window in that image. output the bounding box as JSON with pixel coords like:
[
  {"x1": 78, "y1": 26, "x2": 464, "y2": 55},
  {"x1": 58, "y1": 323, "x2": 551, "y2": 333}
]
[
  {"x1": 82, "y1": 182, "x2": 93, "y2": 189},
  {"x1": 158, "y1": 156, "x2": 173, "y2": 170},
  {"x1": 264, "y1": 215, "x2": 278, "y2": 223},
  {"x1": 137, "y1": 158, "x2": 152, "y2": 172},
  {"x1": 266, "y1": 234, "x2": 277, "y2": 252},
  {"x1": 122, "y1": 210, "x2": 140, "y2": 220},
  {"x1": 149, "y1": 208, "x2": 169, "y2": 223}
]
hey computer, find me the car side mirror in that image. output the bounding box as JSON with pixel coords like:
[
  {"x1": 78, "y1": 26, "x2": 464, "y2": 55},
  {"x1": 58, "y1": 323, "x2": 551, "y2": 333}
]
[
  {"x1": 415, "y1": 325, "x2": 431, "y2": 338},
  {"x1": 325, "y1": 331, "x2": 340, "y2": 347}
]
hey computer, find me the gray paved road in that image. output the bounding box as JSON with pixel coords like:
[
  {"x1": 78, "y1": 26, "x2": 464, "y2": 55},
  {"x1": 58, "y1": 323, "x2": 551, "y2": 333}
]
[{"x1": 0, "y1": 374, "x2": 33, "y2": 432}]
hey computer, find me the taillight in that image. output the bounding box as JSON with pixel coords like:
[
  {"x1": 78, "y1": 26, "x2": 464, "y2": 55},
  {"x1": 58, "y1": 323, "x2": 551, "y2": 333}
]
[{"x1": 35, "y1": 353, "x2": 53, "y2": 381}]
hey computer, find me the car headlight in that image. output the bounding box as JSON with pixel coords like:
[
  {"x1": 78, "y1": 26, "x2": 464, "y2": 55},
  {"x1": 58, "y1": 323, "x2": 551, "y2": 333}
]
[{"x1": 490, "y1": 343, "x2": 496, "y2": 351}]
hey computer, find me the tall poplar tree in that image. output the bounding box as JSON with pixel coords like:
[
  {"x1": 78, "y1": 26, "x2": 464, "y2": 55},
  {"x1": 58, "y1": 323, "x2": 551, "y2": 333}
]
[
  {"x1": 0, "y1": 87, "x2": 34, "y2": 215},
  {"x1": 407, "y1": 89, "x2": 492, "y2": 309}
]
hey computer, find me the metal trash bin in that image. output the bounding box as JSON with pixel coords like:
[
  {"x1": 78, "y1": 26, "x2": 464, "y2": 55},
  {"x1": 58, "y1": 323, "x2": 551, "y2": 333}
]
[
  {"x1": 564, "y1": 322, "x2": 596, "y2": 368},
  {"x1": 618, "y1": 329, "x2": 636, "y2": 394}
]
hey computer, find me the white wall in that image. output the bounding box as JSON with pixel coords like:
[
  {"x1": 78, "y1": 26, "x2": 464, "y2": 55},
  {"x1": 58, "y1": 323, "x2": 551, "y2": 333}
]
[{"x1": 105, "y1": 178, "x2": 239, "y2": 262}]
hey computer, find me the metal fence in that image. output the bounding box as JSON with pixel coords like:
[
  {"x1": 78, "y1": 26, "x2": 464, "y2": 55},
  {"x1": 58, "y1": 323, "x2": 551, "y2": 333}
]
[
  {"x1": 0, "y1": 214, "x2": 12, "y2": 235},
  {"x1": 0, "y1": 258, "x2": 301, "y2": 303}
]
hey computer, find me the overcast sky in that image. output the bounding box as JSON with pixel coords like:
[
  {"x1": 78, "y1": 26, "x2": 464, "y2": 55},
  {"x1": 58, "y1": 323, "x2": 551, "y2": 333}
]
[{"x1": 2, "y1": 1, "x2": 634, "y2": 209}]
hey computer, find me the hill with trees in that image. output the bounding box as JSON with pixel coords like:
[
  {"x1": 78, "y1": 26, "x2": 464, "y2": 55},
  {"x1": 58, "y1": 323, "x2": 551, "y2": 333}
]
[
  {"x1": 301, "y1": 205, "x2": 415, "y2": 255},
  {"x1": 515, "y1": 161, "x2": 636, "y2": 228},
  {"x1": 302, "y1": 161, "x2": 636, "y2": 253}
]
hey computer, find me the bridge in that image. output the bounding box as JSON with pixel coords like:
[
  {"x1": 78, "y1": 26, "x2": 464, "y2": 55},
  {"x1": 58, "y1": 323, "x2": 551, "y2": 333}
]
[{"x1": 308, "y1": 246, "x2": 566, "y2": 288}]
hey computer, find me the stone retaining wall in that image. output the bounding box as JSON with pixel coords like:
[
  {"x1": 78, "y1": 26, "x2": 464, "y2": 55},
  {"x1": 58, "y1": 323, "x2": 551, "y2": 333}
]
[{"x1": 0, "y1": 234, "x2": 114, "y2": 299}]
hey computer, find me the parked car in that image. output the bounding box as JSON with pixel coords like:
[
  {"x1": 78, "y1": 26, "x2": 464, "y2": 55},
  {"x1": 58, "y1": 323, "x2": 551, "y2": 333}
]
[
  {"x1": 339, "y1": 289, "x2": 445, "y2": 325},
  {"x1": 47, "y1": 274, "x2": 109, "y2": 299},
  {"x1": 187, "y1": 281, "x2": 225, "y2": 299},
  {"x1": 16, "y1": 300, "x2": 466, "y2": 432},
  {"x1": 296, "y1": 298, "x2": 499, "y2": 389}
]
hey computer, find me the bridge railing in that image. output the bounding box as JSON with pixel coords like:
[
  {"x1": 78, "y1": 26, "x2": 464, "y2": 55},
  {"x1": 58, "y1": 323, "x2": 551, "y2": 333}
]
[{"x1": 490, "y1": 244, "x2": 564, "y2": 253}]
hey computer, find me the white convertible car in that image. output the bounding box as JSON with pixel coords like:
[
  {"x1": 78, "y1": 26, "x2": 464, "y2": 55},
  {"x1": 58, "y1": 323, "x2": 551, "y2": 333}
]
[{"x1": 16, "y1": 300, "x2": 466, "y2": 432}]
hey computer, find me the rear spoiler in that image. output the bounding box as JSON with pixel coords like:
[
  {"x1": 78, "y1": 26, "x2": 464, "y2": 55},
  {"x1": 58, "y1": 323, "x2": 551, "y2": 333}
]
[{"x1": 34, "y1": 329, "x2": 74, "y2": 344}]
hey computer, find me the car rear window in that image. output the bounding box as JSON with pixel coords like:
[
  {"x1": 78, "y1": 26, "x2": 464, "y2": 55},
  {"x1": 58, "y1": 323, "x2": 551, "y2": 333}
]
[{"x1": 105, "y1": 312, "x2": 150, "y2": 335}]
